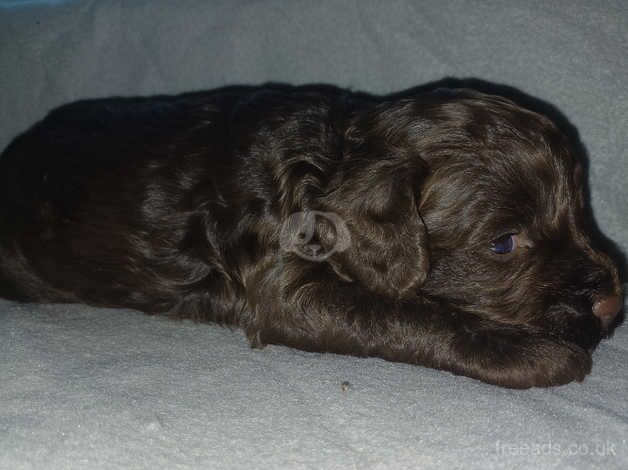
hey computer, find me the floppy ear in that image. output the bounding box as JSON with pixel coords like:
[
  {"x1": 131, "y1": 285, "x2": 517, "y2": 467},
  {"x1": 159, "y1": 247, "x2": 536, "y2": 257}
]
[{"x1": 318, "y1": 105, "x2": 430, "y2": 298}]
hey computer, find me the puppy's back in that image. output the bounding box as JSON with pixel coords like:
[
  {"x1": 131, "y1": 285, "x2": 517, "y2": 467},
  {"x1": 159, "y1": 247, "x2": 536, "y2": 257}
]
[{"x1": 0, "y1": 91, "x2": 239, "y2": 307}]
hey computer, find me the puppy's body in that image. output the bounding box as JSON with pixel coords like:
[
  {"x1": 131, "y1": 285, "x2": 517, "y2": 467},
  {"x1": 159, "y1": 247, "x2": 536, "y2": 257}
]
[{"x1": 0, "y1": 84, "x2": 622, "y2": 388}]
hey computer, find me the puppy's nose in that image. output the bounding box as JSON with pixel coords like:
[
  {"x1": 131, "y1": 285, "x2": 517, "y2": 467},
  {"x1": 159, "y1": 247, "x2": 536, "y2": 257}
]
[{"x1": 592, "y1": 295, "x2": 623, "y2": 325}]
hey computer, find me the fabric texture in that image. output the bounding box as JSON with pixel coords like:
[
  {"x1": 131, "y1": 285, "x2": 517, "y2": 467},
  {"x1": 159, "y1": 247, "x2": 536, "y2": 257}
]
[{"x1": 0, "y1": 1, "x2": 626, "y2": 468}]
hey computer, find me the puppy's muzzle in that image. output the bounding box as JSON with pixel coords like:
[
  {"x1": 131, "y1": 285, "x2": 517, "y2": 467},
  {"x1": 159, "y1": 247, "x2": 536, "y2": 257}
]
[{"x1": 592, "y1": 294, "x2": 623, "y2": 326}]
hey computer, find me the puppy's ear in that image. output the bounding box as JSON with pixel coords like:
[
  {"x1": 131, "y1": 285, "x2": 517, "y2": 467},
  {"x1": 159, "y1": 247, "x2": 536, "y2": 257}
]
[{"x1": 319, "y1": 103, "x2": 430, "y2": 298}]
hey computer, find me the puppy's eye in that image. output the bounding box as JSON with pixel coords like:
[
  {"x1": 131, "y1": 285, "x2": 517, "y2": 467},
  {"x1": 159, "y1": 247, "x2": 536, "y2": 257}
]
[{"x1": 491, "y1": 234, "x2": 516, "y2": 254}]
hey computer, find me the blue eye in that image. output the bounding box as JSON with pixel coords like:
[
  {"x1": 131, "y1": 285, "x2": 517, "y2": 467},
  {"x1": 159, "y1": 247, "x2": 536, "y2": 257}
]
[{"x1": 491, "y1": 234, "x2": 515, "y2": 254}]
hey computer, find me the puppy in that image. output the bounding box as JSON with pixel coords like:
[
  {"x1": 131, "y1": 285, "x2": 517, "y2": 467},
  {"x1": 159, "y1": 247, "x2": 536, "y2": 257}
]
[{"x1": 0, "y1": 85, "x2": 623, "y2": 388}]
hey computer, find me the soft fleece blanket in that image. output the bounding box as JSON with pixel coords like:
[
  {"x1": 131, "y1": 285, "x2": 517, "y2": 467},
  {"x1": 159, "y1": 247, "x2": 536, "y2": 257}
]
[{"x1": 0, "y1": 1, "x2": 626, "y2": 469}]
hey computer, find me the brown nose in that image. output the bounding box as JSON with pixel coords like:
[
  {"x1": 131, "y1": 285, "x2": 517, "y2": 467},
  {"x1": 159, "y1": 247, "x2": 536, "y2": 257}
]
[{"x1": 592, "y1": 295, "x2": 623, "y2": 325}]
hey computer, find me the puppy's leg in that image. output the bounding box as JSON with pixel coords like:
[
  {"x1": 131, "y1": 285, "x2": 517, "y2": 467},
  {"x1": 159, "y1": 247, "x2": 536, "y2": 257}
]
[{"x1": 246, "y1": 265, "x2": 591, "y2": 388}]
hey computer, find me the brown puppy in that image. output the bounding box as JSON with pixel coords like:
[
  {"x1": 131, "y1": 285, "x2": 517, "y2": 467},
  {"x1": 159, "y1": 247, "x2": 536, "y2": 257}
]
[{"x1": 0, "y1": 85, "x2": 623, "y2": 388}]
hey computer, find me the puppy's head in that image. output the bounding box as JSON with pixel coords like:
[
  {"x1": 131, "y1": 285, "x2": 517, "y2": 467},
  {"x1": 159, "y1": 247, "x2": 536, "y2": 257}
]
[{"x1": 329, "y1": 89, "x2": 623, "y2": 348}]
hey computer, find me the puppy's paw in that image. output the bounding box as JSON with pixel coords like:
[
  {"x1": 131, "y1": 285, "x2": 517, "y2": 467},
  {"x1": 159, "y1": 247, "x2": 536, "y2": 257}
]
[
  {"x1": 509, "y1": 335, "x2": 592, "y2": 388},
  {"x1": 452, "y1": 326, "x2": 592, "y2": 389}
]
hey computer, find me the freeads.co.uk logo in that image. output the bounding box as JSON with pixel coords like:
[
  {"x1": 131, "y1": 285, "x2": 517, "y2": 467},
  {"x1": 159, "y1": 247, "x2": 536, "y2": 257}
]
[{"x1": 279, "y1": 211, "x2": 351, "y2": 261}]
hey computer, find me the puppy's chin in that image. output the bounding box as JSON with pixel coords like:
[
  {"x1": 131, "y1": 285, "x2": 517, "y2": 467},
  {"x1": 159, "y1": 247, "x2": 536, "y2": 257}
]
[{"x1": 535, "y1": 304, "x2": 605, "y2": 350}]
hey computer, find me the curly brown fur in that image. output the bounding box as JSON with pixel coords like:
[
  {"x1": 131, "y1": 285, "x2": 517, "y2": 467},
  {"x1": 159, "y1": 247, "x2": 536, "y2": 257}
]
[{"x1": 0, "y1": 84, "x2": 623, "y2": 388}]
